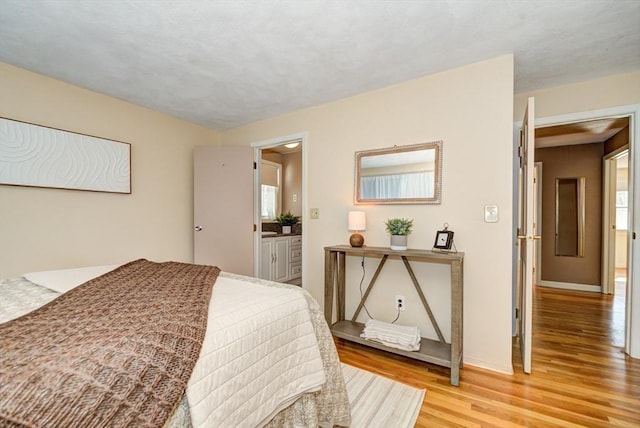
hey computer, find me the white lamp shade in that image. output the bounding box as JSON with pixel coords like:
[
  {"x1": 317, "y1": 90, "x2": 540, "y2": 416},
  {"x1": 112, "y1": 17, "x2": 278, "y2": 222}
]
[{"x1": 348, "y1": 211, "x2": 366, "y2": 231}]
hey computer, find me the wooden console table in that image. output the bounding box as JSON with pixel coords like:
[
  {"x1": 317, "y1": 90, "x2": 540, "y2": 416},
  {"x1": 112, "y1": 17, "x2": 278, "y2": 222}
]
[{"x1": 324, "y1": 245, "x2": 464, "y2": 386}]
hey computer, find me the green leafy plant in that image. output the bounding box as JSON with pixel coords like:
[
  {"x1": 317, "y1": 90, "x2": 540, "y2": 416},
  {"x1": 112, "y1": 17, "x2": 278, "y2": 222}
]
[
  {"x1": 275, "y1": 210, "x2": 299, "y2": 226},
  {"x1": 384, "y1": 218, "x2": 414, "y2": 236}
]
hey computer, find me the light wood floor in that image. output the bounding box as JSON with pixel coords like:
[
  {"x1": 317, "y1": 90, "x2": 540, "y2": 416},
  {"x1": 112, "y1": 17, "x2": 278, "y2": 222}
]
[{"x1": 335, "y1": 284, "x2": 640, "y2": 427}]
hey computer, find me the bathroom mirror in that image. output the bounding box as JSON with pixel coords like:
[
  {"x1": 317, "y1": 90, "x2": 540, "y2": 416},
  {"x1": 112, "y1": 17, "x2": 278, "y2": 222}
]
[
  {"x1": 354, "y1": 141, "x2": 442, "y2": 204},
  {"x1": 555, "y1": 177, "x2": 585, "y2": 257}
]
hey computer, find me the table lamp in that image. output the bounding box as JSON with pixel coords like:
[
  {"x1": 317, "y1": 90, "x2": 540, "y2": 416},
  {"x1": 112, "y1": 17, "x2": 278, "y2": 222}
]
[{"x1": 348, "y1": 211, "x2": 366, "y2": 247}]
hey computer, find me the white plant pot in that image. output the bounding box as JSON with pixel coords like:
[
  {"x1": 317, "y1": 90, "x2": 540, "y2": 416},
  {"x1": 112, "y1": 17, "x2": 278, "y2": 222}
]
[
  {"x1": 282, "y1": 225, "x2": 292, "y2": 234},
  {"x1": 390, "y1": 235, "x2": 407, "y2": 251}
]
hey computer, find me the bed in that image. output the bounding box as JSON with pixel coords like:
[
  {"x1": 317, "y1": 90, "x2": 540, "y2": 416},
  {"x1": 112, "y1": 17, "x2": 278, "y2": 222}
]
[{"x1": 0, "y1": 259, "x2": 351, "y2": 427}]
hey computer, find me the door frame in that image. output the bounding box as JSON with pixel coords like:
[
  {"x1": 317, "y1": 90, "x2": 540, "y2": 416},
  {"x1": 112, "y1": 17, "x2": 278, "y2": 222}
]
[
  {"x1": 534, "y1": 162, "x2": 543, "y2": 287},
  {"x1": 251, "y1": 132, "x2": 308, "y2": 284},
  {"x1": 514, "y1": 103, "x2": 640, "y2": 358}
]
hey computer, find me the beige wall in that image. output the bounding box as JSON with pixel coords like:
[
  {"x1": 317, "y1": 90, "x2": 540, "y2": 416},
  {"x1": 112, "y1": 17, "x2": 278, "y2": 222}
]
[
  {"x1": 536, "y1": 143, "x2": 603, "y2": 285},
  {"x1": 0, "y1": 62, "x2": 220, "y2": 278},
  {"x1": 222, "y1": 55, "x2": 516, "y2": 373},
  {"x1": 514, "y1": 71, "x2": 640, "y2": 120}
]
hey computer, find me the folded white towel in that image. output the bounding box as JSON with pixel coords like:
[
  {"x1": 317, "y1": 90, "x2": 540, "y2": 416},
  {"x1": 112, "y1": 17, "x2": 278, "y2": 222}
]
[{"x1": 360, "y1": 319, "x2": 421, "y2": 351}]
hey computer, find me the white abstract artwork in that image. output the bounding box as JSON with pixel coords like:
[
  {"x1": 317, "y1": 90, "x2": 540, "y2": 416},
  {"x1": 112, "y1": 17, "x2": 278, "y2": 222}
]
[{"x1": 0, "y1": 118, "x2": 131, "y2": 193}]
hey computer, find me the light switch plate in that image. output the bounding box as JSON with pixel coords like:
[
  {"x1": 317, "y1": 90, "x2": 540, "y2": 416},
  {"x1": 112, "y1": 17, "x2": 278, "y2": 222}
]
[{"x1": 484, "y1": 205, "x2": 498, "y2": 223}]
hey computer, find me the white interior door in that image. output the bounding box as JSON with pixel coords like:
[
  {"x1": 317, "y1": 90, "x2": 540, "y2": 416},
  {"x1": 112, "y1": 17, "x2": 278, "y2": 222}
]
[
  {"x1": 602, "y1": 156, "x2": 618, "y2": 294},
  {"x1": 194, "y1": 145, "x2": 254, "y2": 276},
  {"x1": 517, "y1": 97, "x2": 535, "y2": 374}
]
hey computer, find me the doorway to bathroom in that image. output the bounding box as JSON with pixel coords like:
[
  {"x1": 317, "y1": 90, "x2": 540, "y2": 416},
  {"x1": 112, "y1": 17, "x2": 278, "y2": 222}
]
[{"x1": 252, "y1": 133, "x2": 306, "y2": 287}]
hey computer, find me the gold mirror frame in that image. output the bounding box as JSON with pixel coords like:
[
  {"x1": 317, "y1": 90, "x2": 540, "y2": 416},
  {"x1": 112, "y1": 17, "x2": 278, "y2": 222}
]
[{"x1": 354, "y1": 141, "x2": 442, "y2": 205}]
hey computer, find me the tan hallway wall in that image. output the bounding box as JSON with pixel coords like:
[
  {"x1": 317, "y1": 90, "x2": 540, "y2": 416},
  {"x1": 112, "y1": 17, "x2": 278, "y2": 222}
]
[{"x1": 535, "y1": 143, "x2": 603, "y2": 285}]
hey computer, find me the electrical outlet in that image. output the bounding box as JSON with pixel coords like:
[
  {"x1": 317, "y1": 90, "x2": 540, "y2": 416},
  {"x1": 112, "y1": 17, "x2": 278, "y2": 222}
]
[
  {"x1": 395, "y1": 295, "x2": 405, "y2": 312},
  {"x1": 310, "y1": 208, "x2": 320, "y2": 219}
]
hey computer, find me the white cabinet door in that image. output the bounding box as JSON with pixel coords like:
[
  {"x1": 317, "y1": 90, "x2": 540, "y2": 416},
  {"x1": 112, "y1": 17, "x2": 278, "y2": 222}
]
[
  {"x1": 259, "y1": 239, "x2": 273, "y2": 280},
  {"x1": 273, "y1": 237, "x2": 289, "y2": 282},
  {"x1": 260, "y1": 237, "x2": 289, "y2": 282}
]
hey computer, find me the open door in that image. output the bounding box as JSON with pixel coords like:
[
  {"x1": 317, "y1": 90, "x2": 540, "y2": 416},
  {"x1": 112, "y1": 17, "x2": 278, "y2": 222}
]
[
  {"x1": 194, "y1": 145, "x2": 255, "y2": 276},
  {"x1": 603, "y1": 149, "x2": 630, "y2": 295},
  {"x1": 517, "y1": 97, "x2": 536, "y2": 373},
  {"x1": 602, "y1": 155, "x2": 618, "y2": 294}
]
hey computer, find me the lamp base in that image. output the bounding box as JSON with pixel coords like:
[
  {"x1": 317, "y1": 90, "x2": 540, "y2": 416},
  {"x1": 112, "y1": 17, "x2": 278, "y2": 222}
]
[{"x1": 350, "y1": 233, "x2": 364, "y2": 247}]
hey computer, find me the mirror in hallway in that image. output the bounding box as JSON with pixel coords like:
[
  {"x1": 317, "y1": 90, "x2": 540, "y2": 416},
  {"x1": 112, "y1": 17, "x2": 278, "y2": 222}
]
[{"x1": 555, "y1": 177, "x2": 585, "y2": 257}]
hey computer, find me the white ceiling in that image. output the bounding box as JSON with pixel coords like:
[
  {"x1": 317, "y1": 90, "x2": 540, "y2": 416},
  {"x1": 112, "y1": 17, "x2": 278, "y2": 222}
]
[{"x1": 1, "y1": 1, "x2": 639, "y2": 131}]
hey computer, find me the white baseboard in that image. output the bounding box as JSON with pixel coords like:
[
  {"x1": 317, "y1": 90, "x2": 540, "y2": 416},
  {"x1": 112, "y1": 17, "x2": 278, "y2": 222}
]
[{"x1": 538, "y1": 280, "x2": 601, "y2": 293}]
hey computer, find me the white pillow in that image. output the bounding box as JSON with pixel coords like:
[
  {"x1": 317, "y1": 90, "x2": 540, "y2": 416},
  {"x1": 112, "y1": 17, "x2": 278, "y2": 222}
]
[{"x1": 23, "y1": 265, "x2": 120, "y2": 294}]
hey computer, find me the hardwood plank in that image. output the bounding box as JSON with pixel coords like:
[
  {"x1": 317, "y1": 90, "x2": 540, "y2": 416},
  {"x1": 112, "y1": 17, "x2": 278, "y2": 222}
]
[{"x1": 336, "y1": 284, "x2": 640, "y2": 426}]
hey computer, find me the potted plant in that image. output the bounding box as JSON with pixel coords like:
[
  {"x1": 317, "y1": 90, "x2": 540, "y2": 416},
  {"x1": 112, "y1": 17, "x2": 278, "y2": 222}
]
[
  {"x1": 275, "y1": 210, "x2": 299, "y2": 234},
  {"x1": 384, "y1": 217, "x2": 413, "y2": 250}
]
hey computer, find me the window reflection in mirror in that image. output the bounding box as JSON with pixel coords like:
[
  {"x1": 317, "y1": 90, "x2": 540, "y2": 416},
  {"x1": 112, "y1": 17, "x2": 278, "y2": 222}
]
[
  {"x1": 555, "y1": 177, "x2": 585, "y2": 257},
  {"x1": 355, "y1": 141, "x2": 442, "y2": 204}
]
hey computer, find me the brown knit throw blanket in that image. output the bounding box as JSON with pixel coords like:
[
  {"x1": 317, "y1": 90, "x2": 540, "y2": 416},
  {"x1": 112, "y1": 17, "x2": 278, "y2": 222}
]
[{"x1": 0, "y1": 259, "x2": 220, "y2": 428}]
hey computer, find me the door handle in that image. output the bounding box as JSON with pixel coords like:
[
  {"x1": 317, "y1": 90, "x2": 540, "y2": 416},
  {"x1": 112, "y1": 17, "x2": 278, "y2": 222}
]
[
  {"x1": 517, "y1": 235, "x2": 541, "y2": 240},
  {"x1": 194, "y1": 225, "x2": 203, "y2": 232}
]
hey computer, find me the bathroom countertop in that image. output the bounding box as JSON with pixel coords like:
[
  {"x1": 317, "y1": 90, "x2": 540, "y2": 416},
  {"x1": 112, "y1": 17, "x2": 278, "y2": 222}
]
[{"x1": 261, "y1": 232, "x2": 302, "y2": 238}]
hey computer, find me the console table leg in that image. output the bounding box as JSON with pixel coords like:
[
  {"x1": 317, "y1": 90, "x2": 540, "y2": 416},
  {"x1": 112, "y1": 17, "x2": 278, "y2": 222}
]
[
  {"x1": 450, "y1": 259, "x2": 463, "y2": 385},
  {"x1": 401, "y1": 256, "x2": 445, "y2": 343},
  {"x1": 337, "y1": 251, "x2": 346, "y2": 322},
  {"x1": 324, "y1": 249, "x2": 335, "y2": 325}
]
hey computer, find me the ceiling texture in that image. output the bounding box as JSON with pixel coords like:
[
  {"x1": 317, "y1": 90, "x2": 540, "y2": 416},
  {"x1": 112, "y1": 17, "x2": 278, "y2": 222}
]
[{"x1": 0, "y1": 0, "x2": 639, "y2": 131}]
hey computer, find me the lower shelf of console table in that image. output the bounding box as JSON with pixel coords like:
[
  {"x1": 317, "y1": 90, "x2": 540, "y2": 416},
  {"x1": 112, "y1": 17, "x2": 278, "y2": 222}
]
[{"x1": 331, "y1": 320, "x2": 452, "y2": 368}]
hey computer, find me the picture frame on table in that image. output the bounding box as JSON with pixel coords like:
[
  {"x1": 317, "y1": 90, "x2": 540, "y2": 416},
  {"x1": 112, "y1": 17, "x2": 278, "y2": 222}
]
[{"x1": 433, "y1": 230, "x2": 454, "y2": 250}]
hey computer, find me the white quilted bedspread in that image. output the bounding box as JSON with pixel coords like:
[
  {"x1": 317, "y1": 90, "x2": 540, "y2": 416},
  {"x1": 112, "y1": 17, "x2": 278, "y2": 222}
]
[{"x1": 187, "y1": 274, "x2": 326, "y2": 427}]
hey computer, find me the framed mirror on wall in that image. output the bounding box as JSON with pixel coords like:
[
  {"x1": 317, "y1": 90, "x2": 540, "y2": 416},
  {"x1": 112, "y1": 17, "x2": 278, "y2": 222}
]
[
  {"x1": 354, "y1": 141, "x2": 442, "y2": 205},
  {"x1": 555, "y1": 177, "x2": 585, "y2": 257}
]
